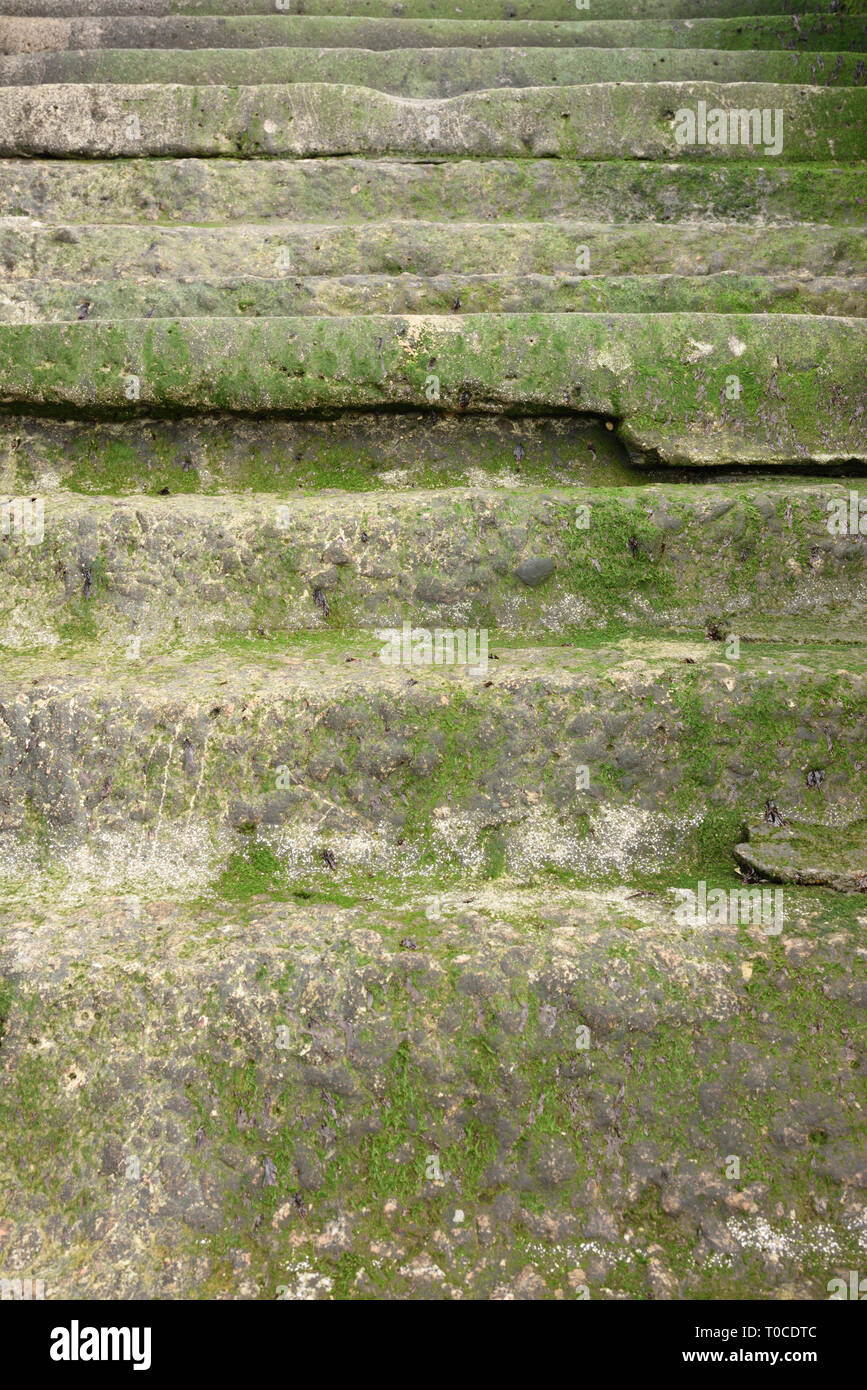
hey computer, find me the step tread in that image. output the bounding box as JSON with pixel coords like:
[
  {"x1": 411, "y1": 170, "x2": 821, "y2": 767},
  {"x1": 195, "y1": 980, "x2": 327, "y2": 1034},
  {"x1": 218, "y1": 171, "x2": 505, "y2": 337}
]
[
  {"x1": 5, "y1": 217, "x2": 862, "y2": 266},
  {"x1": 4, "y1": 480, "x2": 864, "y2": 649}
]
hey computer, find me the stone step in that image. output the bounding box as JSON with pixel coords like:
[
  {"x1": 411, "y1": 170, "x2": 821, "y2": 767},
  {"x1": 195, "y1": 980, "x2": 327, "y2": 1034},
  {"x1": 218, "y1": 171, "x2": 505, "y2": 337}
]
[
  {"x1": 3, "y1": 482, "x2": 865, "y2": 650},
  {"x1": 3, "y1": 157, "x2": 860, "y2": 225},
  {"x1": 3, "y1": 45, "x2": 865, "y2": 90},
  {"x1": 1, "y1": 313, "x2": 863, "y2": 467},
  {"x1": 0, "y1": 636, "x2": 863, "y2": 899},
  {"x1": 2, "y1": 12, "x2": 864, "y2": 55},
  {"x1": 5, "y1": 270, "x2": 863, "y2": 319},
  {"x1": 4, "y1": 0, "x2": 857, "y2": 21},
  {"x1": 1, "y1": 883, "x2": 863, "y2": 1299},
  {"x1": 2, "y1": 81, "x2": 862, "y2": 159}
]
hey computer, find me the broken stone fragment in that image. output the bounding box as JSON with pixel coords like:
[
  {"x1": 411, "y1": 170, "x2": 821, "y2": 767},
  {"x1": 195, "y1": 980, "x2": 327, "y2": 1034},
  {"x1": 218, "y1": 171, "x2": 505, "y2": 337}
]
[{"x1": 734, "y1": 819, "x2": 867, "y2": 893}]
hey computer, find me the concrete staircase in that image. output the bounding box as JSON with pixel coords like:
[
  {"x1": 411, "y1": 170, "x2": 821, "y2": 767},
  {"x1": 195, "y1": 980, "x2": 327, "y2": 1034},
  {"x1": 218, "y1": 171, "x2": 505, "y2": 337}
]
[{"x1": 0, "y1": 0, "x2": 865, "y2": 1301}]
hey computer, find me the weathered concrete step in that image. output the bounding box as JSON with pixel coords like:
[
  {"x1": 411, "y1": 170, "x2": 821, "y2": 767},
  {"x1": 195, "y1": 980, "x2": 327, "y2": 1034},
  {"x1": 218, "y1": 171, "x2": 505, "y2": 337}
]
[
  {"x1": 3, "y1": 45, "x2": 865, "y2": 91},
  {"x1": 2, "y1": 13, "x2": 864, "y2": 55},
  {"x1": 3, "y1": 82, "x2": 863, "y2": 159},
  {"x1": 1, "y1": 314, "x2": 863, "y2": 468},
  {"x1": 0, "y1": 637, "x2": 863, "y2": 895},
  {"x1": 3, "y1": 483, "x2": 866, "y2": 650},
  {"x1": 8, "y1": 220, "x2": 860, "y2": 281},
  {"x1": 0, "y1": 410, "x2": 642, "y2": 494},
  {"x1": 4, "y1": 0, "x2": 855, "y2": 21},
  {"x1": 1, "y1": 887, "x2": 863, "y2": 1300},
  {"x1": 3, "y1": 158, "x2": 861, "y2": 226},
  {"x1": 5, "y1": 271, "x2": 862, "y2": 319}
]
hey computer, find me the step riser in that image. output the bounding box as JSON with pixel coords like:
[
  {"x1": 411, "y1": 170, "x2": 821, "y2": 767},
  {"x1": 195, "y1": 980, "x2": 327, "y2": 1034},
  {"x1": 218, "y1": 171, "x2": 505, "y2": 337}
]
[
  {"x1": 3, "y1": 158, "x2": 861, "y2": 226},
  {"x1": 2, "y1": 47, "x2": 865, "y2": 91},
  {"x1": 1, "y1": 315, "x2": 863, "y2": 467},
  {"x1": 3, "y1": 14, "x2": 864, "y2": 55},
  {"x1": 1, "y1": 652, "x2": 863, "y2": 888},
  {"x1": 2, "y1": 487, "x2": 865, "y2": 647},
  {"x1": 2, "y1": 83, "x2": 863, "y2": 160}
]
